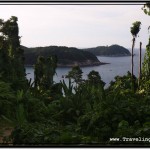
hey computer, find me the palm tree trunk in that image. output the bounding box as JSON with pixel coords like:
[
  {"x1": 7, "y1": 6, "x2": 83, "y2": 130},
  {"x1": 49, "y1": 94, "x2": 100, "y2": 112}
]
[
  {"x1": 131, "y1": 38, "x2": 135, "y2": 77},
  {"x1": 131, "y1": 38, "x2": 135, "y2": 91},
  {"x1": 138, "y1": 42, "x2": 142, "y2": 86}
]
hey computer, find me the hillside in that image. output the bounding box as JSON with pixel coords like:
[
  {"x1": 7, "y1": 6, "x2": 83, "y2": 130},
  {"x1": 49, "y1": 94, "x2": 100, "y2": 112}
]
[
  {"x1": 22, "y1": 46, "x2": 105, "y2": 67},
  {"x1": 82, "y1": 44, "x2": 131, "y2": 56}
]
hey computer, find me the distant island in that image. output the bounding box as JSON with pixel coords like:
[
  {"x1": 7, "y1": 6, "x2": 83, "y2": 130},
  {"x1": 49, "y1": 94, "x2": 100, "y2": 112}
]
[
  {"x1": 81, "y1": 44, "x2": 131, "y2": 56},
  {"x1": 22, "y1": 46, "x2": 106, "y2": 67},
  {"x1": 22, "y1": 44, "x2": 131, "y2": 67}
]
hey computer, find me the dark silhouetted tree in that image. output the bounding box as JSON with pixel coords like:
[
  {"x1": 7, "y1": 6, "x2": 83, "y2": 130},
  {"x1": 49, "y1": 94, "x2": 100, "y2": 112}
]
[
  {"x1": 66, "y1": 65, "x2": 83, "y2": 85},
  {"x1": 0, "y1": 16, "x2": 26, "y2": 87},
  {"x1": 87, "y1": 70, "x2": 105, "y2": 87},
  {"x1": 130, "y1": 21, "x2": 141, "y2": 91},
  {"x1": 34, "y1": 55, "x2": 57, "y2": 90}
]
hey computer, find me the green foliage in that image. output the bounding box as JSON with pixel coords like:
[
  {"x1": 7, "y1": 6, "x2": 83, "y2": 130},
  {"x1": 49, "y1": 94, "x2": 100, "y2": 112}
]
[
  {"x1": 142, "y1": 38, "x2": 150, "y2": 79},
  {"x1": 142, "y1": 2, "x2": 150, "y2": 16},
  {"x1": 130, "y1": 21, "x2": 141, "y2": 38},
  {"x1": 108, "y1": 71, "x2": 138, "y2": 93},
  {"x1": 87, "y1": 70, "x2": 105, "y2": 87},
  {"x1": 61, "y1": 78, "x2": 74, "y2": 96},
  {"x1": 34, "y1": 55, "x2": 57, "y2": 90},
  {"x1": 0, "y1": 16, "x2": 27, "y2": 90},
  {"x1": 10, "y1": 122, "x2": 96, "y2": 145},
  {"x1": 6, "y1": 61, "x2": 150, "y2": 146},
  {"x1": 15, "y1": 90, "x2": 27, "y2": 127},
  {"x1": 66, "y1": 65, "x2": 83, "y2": 84},
  {"x1": 141, "y1": 38, "x2": 150, "y2": 95},
  {"x1": 0, "y1": 81, "x2": 15, "y2": 118},
  {"x1": 9, "y1": 66, "x2": 147, "y2": 145}
]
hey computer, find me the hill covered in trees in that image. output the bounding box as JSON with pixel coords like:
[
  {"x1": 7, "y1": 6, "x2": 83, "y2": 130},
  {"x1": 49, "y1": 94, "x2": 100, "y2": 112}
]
[
  {"x1": 1, "y1": 3, "x2": 150, "y2": 146},
  {"x1": 22, "y1": 44, "x2": 130, "y2": 67},
  {"x1": 82, "y1": 44, "x2": 131, "y2": 56},
  {"x1": 22, "y1": 46, "x2": 105, "y2": 67}
]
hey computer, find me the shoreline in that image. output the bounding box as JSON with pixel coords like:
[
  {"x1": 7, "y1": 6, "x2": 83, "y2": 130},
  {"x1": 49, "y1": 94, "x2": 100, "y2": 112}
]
[
  {"x1": 24, "y1": 55, "x2": 132, "y2": 68},
  {"x1": 96, "y1": 54, "x2": 131, "y2": 57},
  {"x1": 56, "y1": 62, "x2": 110, "y2": 67},
  {"x1": 25, "y1": 62, "x2": 110, "y2": 68}
]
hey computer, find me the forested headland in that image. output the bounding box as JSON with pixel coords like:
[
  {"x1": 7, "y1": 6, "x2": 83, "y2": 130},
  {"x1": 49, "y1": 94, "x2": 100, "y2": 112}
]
[
  {"x1": 82, "y1": 44, "x2": 131, "y2": 56},
  {"x1": 22, "y1": 45, "x2": 104, "y2": 67},
  {"x1": 0, "y1": 3, "x2": 150, "y2": 146}
]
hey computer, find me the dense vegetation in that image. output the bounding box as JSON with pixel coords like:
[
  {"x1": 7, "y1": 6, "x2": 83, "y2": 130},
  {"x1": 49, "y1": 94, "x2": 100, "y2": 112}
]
[
  {"x1": 22, "y1": 45, "x2": 102, "y2": 67},
  {"x1": 0, "y1": 3, "x2": 150, "y2": 146},
  {"x1": 82, "y1": 44, "x2": 131, "y2": 56}
]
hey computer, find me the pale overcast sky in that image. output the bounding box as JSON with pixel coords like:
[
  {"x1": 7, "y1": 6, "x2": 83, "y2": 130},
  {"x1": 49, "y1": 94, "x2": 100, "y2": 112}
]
[{"x1": 0, "y1": 4, "x2": 149, "y2": 49}]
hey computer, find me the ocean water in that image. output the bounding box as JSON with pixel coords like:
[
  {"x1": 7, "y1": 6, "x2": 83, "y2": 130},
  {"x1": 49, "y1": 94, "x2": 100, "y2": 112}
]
[{"x1": 25, "y1": 49, "x2": 145, "y2": 88}]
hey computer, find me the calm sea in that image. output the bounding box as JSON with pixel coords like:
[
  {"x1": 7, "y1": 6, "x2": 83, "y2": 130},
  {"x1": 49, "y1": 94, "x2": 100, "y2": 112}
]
[{"x1": 25, "y1": 49, "x2": 145, "y2": 88}]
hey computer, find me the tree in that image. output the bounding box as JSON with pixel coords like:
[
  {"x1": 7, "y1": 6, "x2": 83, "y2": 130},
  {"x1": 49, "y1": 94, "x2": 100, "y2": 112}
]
[
  {"x1": 141, "y1": 38, "x2": 150, "y2": 93},
  {"x1": 130, "y1": 21, "x2": 141, "y2": 77},
  {"x1": 66, "y1": 65, "x2": 83, "y2": 85},
  {"x1": 142, "y1": 38, "x2": 150, "y2": 79},
  {"x1": 138, "y1": 42, "x2": 142, "y2": 86},
  {"x1": 0, "y1": 16, "x2": 26, "y2": 90},
  {"x1": 34, "y1": 56, "x2": 45, "y2": 89},
  {"x1": 34, "y1": 55, "x2": 57, "y2": 90},
  {"x1": 140, "y1": 2, "x2": 150, "y2": 93},
  {"x1": 87, "y1": 70, "x2": 105, "y2": 87},
  {"x1": 45, "y1": 55, "x2": 57, "y2": 88},
  {"x1": 130, "y1": 21, "x2": 141, "y2": 91}
]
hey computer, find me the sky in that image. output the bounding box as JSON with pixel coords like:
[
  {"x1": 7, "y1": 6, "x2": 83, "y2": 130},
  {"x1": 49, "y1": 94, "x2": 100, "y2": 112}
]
[{"x1": 0, "y1": 4, "x2": 149, "y2": 49}]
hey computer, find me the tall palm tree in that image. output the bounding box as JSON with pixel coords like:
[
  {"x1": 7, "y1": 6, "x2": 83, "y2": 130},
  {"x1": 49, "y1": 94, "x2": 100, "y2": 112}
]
[{"x1": 130, "y1": 21, "x2": 141, "y2": 89}]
